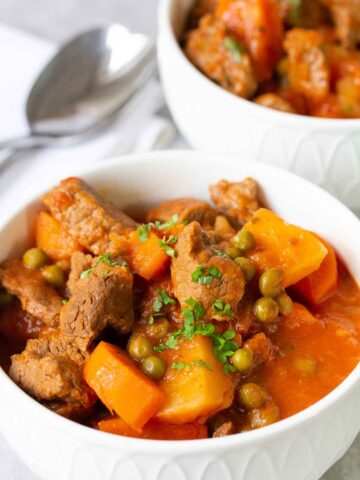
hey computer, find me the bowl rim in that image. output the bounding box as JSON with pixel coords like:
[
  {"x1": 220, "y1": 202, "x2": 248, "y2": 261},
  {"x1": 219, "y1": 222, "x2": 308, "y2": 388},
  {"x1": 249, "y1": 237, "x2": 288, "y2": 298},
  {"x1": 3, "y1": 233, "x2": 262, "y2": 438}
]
[
  {"x1": 0, "y1": 149, "x2": 359, "y2": 453},
  {"x1": 158, "y1": 0, "x2": 360, "y2": 129}
]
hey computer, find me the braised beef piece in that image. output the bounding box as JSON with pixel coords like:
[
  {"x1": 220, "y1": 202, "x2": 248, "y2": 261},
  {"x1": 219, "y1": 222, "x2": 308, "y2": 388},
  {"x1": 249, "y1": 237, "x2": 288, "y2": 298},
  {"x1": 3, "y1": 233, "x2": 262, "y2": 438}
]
[
  {"x1": 67, "y1": 251, "x2": 93, "y2": 295},
  {"x1": 45, "y1": 400, "x2": 95, "y2": 421},
  {"x1": 60, "y1": 252, "x2": 134, "y2": 351},
  {"x1": 10, "y1": 349, "x2": 92, "y2": 406},
  {"x1": 277, "y1": 0, "x2": 330, "y2": 28},
  {"x1": 0, "y1": 260, "x2": 62, "y2": 327},
  {"x1": 171, "y1": 222, "x2": 245, "y2": 321},
  {"x1": 146, "y1": 197, "x2": 218, "y2": 227},
  {"x1": 43, "y1": 177, "x2": 137, "y2": 255},
  {"x1": 244, "y1": 332, "x2": 276, "y2": 368},
  {"x1": 26, "y1": 335, "x2": 87, "y2": 365},
  {"x1": 213, "y1": 421, "x2": 234, "y2": 437},
  {"x1": 320, "y1": 0, "x2": 360, "y2": 47},
  {"x1": 209, "y1": 178, "x2": 260, "y2": 227}
]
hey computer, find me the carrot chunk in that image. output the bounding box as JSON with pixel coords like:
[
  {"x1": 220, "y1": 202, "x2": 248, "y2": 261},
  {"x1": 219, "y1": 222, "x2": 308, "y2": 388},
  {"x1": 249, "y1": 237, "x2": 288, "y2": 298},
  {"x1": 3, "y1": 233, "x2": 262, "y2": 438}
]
[
  {"x1": 243, "y1": 209, "x2": 328, "y2": 287},
  {"x1": 35, "y1": 211, "x2": 84, "y2": 261},
  {"x1": 128, "y1": 230, "x2": 170, "y2": 280},
  {"x1": 156, "y1": 335, "x2": 235, "y2": 424},
  {"x1": 98, "y1": 416, "x2": 208, "y2": 440},
  {"x1": 83, "y1": 342, "x2": 165, "y2": 431},
  {"x1": 294, "y1": 235, "x2": 338, "y2": 304}
]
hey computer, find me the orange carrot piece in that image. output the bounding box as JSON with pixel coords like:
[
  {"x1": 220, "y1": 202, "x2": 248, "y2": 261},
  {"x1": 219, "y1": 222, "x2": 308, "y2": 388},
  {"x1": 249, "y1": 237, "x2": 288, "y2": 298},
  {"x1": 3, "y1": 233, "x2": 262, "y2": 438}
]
[
  {"x1": 83, "y1": 342, "x2": 165, "y2": 431},
  {"x1": 35, "y1": 211, "x2": 84, "y2": 261},
  {"x1": 98, "y1": 416, "x2": 208, "y2": 440},
  {"x1": 128, "y1": 230, "x2": 170, "y2": 280},
  {"x1": 282, "y1": 303, "x2": 317, "y2": 329},
  {"x1": 243, "y1": 209, "x2": 328, "y2": 287},
  {"x1": 294, "y1": 235, "x2": 338, "y2": 304}
]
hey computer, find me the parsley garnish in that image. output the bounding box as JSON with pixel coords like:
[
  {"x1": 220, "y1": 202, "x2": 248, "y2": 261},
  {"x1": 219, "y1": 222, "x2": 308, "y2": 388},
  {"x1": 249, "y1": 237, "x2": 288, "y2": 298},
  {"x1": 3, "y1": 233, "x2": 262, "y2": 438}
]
[
  {"x1": 154, "y1": 297, "x2": 238, "y2": 373},
  {"x1": 287, "y1": 0, "x2": 301, "y2": 26},
  {"x1": 80, "y1": 253, "x2": 128, "y2": 279},
  {"x1": 61, "y1": 299, "x2": 68, "y2": 305},
  {"x1": 223, "y1": 37, "x2": 247, "y2": 63},
  {"x1": 147, "y1": 288, "x2": 176, "y2": 324},
  {"x1": 212, "y1": 299, "x2": 235, "y2": 318},
  {"x1": 191, "y1": 266, "x2": 222, "y2": 285},
  {"x1": 159, "y1": 235, "x2": 177, "y2": 257},
  {"x1": 171, "y1": 360, "x2": 212, "y2": 371},
  {"x1": 137, "y1": 215, "x2": 181, "y2": 243}
]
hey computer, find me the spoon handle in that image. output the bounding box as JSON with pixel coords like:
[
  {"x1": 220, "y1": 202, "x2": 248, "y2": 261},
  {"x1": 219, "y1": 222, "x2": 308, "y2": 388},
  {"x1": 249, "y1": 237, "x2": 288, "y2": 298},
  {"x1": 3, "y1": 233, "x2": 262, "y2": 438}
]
[{"x1": 0, "y1": 134, "x2": 56, "y2": 152}]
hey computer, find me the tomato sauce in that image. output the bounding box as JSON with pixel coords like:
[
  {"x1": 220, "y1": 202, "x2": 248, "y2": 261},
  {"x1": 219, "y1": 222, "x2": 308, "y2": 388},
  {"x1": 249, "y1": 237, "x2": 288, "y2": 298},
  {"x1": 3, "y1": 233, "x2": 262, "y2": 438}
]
[{"x1": 252, "y1": 264, "x2": 360, "y2": 419}]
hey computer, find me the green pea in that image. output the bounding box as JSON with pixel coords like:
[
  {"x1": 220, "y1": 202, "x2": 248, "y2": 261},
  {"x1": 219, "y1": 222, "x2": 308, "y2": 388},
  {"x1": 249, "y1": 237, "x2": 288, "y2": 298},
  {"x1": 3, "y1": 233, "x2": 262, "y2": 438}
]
[
  {"x1": 231, "y1": 230, "x2": 255, "y2": 253},
  {"x1": 146, "y1": 317, "x2": 171, "y2": 340},
  {"x1": 258, "y1": 267, "x2": 284, "y2": 298},
  {"x1": 128, "y1": 336, "x2": 153, "y2": 361},
  {"x1": 231, "y1": 348, "x2": 253, "y2": 374},
  {"x1": 238, "y1": 383, "x2": 270, "y2": 410},
  {"x1": 41, "y1": 265, "x2": 65, "y2": 288},
  {"x1": 276, "y1": 292, "x2": 293, "y2": 316},
  {"x1": 23, "y1": 247, "x2": 48, "y2": 269},
  {"x1": 254, "y1": 297, "x2": 279, "y2": 323},
  {"x1": 248, "y1": 403, "x2": 280, "y2": 429},
  {"x1": 226, "y1": 246, "x2": 241, "y2": 259},
  {"x1": 293, "y1": 357, "x2": 317, "y2": 375},
  {"x1": 141, "y1": 355, "x2": 167, "y2": 380},
  {"x1": 235, "y1": 257, "x2": 256, "y2": 283},
  {"x1": 0, "y1": 288, "x2": 14, "y2": 307}
]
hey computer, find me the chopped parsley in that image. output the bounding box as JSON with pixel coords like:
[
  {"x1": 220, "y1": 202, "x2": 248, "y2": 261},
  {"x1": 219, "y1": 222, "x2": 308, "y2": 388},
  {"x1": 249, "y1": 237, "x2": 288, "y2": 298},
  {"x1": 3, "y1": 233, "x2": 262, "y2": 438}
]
[
  {"x1": 191, "y1": 265, "x2": 222, "y2": 285},
  {"x1": 287, "y1": 0, "x2": 302, "y2": 26},
  {"x1": 148, "y1": 288, "x2": 176, "y2": 324},
  {"x1": 171, "y1": 360, "x2": 212, "y2": 371},
  {"x1": 80, "y1": 253, "x2": 128, "y2": 279},
  {"x1": 159, "y1": 235, "x2": 177, "y2": 257},
  {"x1": 61, "y1": 299, "x2": 68, "y2": 305},
  {"x1": 212, "y1": 299, "x2": 235, "y2": 318},
  {"x1": 154, "y1": 297, "x2": 238, "y2": 373},
  {"x1": 223, "y1": 37, "x2": 247, "y2": 63},
  {"x1": 137, "y1": 214, "x2": 181, "y2": 242}
]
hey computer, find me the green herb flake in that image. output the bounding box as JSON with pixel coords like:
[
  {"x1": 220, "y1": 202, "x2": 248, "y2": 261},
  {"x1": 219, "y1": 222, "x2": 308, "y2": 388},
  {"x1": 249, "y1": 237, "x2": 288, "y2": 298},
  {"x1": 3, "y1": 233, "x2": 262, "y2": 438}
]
[
  {"x1": 137, "y1": 224, "x2": 151, "y2": 242},
  {"x1": 61, "y1": 299, "x2": 68, "y2": 305},
  {"x1": 191, "y1": 265, "x2": 222, "y2": 285},
  {"x1": 159, "y1": 235, "x2": 178, "y2": 257},
  {"x1": 212, "y1": 299, "x2": 235, "y2": 318},
  {"x1": 223, "y1": 37, "x2": 247, "y2": 63},
  {"x1": 171, "y1": 359, "x2": 212, "y2": 371},
  {"x1": 287, "y1": 0, "x2": 302, "y2": 26},
  {"x1": 80, "y1": 253, "x2": 127, "y2": 279},
  {"x1": 158, "y1": 288, "x2": 176, "y2": 305}
]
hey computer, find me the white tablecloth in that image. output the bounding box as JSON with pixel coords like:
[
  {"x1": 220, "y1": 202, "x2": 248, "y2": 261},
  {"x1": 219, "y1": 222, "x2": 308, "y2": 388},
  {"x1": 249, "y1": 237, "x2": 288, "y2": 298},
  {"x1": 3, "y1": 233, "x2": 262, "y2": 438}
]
[{"x1": 0, "y1": 1, "x2": 358, "y2": 479}]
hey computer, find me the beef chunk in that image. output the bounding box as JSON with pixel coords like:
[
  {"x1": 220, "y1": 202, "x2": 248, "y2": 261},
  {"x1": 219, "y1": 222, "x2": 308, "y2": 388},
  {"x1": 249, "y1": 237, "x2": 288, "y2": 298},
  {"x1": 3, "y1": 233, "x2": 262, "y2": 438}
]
[
  {"x1": 209, "y1": 178, "x2": 260, "y2": 226},
  {"x1": 26, "y1": 335, "x2": 87, "y2": 365},
  {"x1": 320, "y1": 0, "x2": 360, "y2": 47},
  {"x1": 43, "y1": 177, "x2": 137, "y2": 255},
  {"x1": 45, "y1": 400, "x2": 94, "y2": 421},
  {"x1": 67, "y1": 251, "x2": 93, "y2": 295},
  {"x1": 10, "y1": 349, "x2": 91, "y2": 406},
  {"x1": 146, "y1": 197, "x2": 218, "y2": 227},
  {"x1": 184, "y1": 15, "x2": 258, "y2": 98},
  {"x1": 0, "y1": 260, "x2": 62, "y2": 327},
  {"x1": 278, "y1": 0, "x2": 330, "y2": 28},
  {"x1": 171, "y1": 222, "x2": 245, "y2": 321},
  {"x1": 60, "y1": 253, "x2": 134, "y2": 351}
]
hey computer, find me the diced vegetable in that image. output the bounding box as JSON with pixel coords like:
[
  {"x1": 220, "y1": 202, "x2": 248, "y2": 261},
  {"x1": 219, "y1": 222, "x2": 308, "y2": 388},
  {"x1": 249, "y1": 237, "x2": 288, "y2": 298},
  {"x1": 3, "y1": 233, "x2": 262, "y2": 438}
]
[
  {"x1": 156, "y1": 335, "x2": 235, "y2": 424},
  {"x1": 243, "y1": 209, "x2": 328, "y2": 286},
  {"x1": 294, "y1": 235, "x2": 338, "y2": 304},
  {"x1": 35, "y1": 211, "x2": 84, "y2": 261},
  {"x1": 282, "y1": 302, "x2": 317, "y2": 329},
  {"x1": 98, "y1": 416, "x2": 208, "y2": 440},
  {"x1": 128, "y1": 230, "x2": 170, "y2": 280},
  {"x1": 83, "y1": 341, "x2": 165, "y2": 431}
]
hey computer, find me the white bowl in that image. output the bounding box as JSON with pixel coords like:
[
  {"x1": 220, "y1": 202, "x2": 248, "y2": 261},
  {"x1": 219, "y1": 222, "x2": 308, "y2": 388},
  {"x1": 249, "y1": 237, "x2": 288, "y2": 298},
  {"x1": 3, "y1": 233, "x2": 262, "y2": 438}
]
[
  {"x1": 157, "y1": 0, "x2": 360, "y2": 213},
  {"x1": 0, "y1": 151, "x2": 359, "y2": 480}
]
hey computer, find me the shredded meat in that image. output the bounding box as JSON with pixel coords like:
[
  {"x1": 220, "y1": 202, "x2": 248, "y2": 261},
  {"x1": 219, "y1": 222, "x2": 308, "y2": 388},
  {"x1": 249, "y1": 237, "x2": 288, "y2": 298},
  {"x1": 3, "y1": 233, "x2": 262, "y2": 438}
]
[
  {"x1": 209, "y1": 178, "x2": 260, "y2": 226},
  {"x1": 146, "y1": 197, "x2": 218, "y2": 227},
  {"x1": 171, "y1": 222, "x2": 245, "y2": 321},
  {"x1": 43, "y1": 177, "x2": 137, "y2": 255},
  {"x1": 0, "y1": 260, "x2": 62, "y2": 326},
  {"x1": 184, "y1": 14, "x2": 258, "y2": 98}
]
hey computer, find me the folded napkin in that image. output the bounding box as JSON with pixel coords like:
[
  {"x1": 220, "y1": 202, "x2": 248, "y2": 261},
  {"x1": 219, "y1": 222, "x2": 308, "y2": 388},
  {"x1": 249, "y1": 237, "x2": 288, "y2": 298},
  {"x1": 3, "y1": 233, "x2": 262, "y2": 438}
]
[{"x1": 0, "y1": 23, "x2": 177, "y2": 213}]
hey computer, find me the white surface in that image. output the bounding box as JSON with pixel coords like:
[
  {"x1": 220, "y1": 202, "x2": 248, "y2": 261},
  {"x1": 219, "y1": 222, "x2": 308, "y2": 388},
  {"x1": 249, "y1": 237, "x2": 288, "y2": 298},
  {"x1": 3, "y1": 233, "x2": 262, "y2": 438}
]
[
  {"x1": 0, "y1": 152, "x2": 360, "y2": 480},
  {"x1": 158, "y1": 0, "x2": 360, "y2": 213},
  {"x1": 0, "y1": 1, "x2": 358, "y2": 479}
]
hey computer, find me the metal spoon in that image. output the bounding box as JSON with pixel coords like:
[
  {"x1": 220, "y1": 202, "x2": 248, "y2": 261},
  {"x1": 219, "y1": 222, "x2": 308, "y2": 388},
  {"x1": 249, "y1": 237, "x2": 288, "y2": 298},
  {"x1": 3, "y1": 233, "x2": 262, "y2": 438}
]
[{"x1": 0, "y1": 24, "x2": 155, "y2": 152}]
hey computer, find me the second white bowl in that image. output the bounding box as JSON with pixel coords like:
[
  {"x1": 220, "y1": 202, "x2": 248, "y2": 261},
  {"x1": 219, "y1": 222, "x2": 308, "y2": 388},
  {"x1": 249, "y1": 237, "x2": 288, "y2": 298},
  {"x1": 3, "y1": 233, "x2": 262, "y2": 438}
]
[{"x1": 157, "y1": 0, "x2": 360, "y2": 212}]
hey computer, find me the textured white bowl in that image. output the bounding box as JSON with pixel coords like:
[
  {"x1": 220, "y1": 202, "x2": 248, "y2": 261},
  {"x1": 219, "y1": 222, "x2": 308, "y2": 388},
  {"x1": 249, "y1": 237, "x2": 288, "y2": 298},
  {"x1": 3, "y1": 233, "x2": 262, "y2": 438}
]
[
  {"x1": 0, "y1": 151, "x2": 359, "y2": 480},
  {"x1": 158, "y1": 0, "x2": 360, "y2": 213}
]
